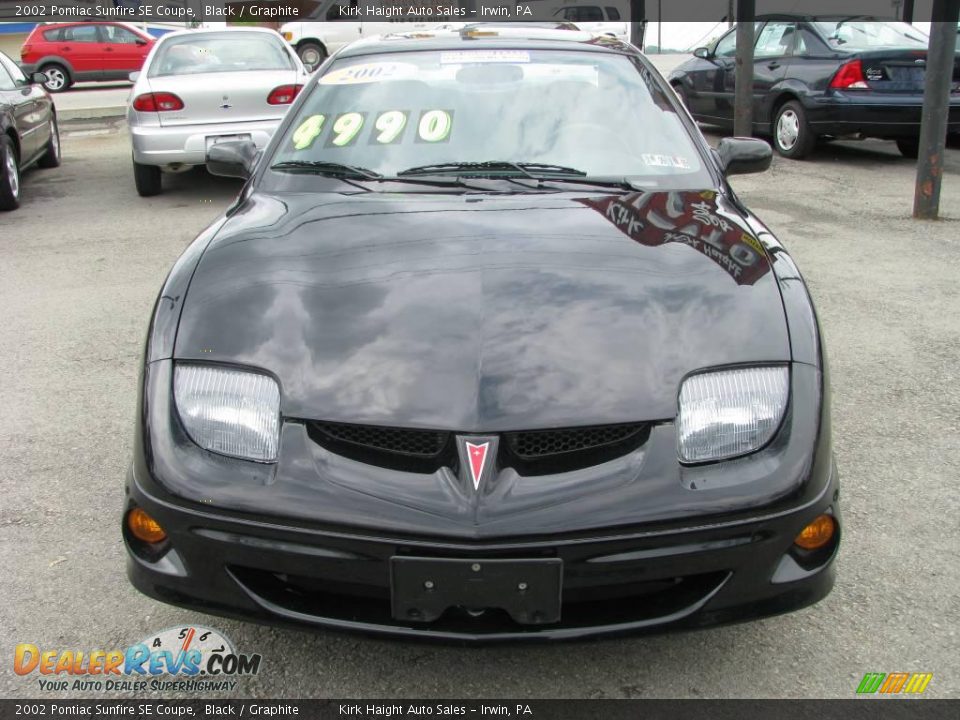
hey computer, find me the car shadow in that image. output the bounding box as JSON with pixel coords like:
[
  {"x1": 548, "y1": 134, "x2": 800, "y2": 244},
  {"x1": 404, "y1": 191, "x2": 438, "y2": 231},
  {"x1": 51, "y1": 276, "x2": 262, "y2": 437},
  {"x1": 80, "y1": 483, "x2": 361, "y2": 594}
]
[
  {"x1": 155, "y1": 166, "x2": 244, "y2": 201},
  {"x1": 64, "y1": 82, "x2": 133, "y2": 93}
]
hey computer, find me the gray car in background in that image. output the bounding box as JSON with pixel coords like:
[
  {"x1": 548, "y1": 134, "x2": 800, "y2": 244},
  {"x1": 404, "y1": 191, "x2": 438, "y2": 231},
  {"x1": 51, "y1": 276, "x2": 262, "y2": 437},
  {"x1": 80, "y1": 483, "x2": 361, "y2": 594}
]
[{"x1": 127, "y1": 27, "x2": 307, "y2": 196}]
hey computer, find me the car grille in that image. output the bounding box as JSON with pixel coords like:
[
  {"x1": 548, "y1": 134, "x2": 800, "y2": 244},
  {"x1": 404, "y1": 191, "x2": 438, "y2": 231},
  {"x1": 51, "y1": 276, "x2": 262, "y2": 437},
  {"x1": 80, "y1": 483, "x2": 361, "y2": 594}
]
[
  {"x1": 306, "y1": 421, "x2": 649, "y2": 475},
  {"x1": 313, "y1": 421, "x2": 449, "y2": 457},
  {"x1": 505, "y1": 423, "x2": 646, "y2": 460}
]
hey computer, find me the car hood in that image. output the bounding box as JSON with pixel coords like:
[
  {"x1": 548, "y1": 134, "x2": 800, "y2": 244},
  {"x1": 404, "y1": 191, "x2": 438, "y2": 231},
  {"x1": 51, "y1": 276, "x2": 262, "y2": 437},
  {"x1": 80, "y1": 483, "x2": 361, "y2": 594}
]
[{"x1": 174, "y1": 189, "x2": 789, "y2": 430}]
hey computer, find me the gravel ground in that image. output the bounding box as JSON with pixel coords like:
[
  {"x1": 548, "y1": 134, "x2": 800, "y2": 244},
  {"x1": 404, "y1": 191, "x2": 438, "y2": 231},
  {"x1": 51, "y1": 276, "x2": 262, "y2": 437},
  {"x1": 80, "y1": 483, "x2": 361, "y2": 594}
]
[{"x1": 1, "y1": 123, "x2": 958, "y2": 700}]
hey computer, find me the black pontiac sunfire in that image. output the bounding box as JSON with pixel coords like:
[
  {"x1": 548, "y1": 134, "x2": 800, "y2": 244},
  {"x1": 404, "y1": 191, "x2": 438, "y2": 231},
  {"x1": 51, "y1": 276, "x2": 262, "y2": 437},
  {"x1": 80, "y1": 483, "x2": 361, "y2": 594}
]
[{"x1": 124, "y1": 28, "x2": 840, "y2": 641}]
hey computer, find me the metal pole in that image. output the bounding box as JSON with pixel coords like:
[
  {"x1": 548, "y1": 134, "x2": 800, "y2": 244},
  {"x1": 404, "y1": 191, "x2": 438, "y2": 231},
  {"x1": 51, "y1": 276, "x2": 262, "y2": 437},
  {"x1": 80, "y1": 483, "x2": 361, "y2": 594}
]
[
  {"x1": 657, "y1": 0, "x2": 661, "y2": 53},
  {"x1": 914, "y1": 5, "x2": 960, "y2": 219},
  {"x1": 902, "y1": 0, "x2": 915, "y2": 23},
  {"x1": 733, "y1": 0, "x2": 755, "y2": 137},
  {"x1": 629, "y1": 0, "x2": 645, "y2": 48}
]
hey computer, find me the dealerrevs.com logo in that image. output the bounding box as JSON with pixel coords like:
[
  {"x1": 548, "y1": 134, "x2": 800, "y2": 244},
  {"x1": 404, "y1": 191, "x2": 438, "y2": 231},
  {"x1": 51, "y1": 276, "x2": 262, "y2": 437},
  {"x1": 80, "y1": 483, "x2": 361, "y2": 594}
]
[{"x1": 14, "y1": 626, "x2": 262, "y2": 693}]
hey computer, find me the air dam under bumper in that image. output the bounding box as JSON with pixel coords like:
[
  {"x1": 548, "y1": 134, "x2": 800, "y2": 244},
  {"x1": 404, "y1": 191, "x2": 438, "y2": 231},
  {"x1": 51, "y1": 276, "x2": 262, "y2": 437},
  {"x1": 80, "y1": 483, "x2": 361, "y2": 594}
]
[{"x1": 124, "y1": 360, "x2": 839, "y2": 641}]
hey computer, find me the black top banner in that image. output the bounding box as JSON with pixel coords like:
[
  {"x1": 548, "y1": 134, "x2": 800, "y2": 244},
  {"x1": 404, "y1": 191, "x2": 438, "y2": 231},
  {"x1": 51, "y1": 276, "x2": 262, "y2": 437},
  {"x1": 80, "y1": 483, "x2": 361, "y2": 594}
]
[
  {"x1": 0, "y1": 700, "x2": 959, "y2": 720},
  {"x1": 0, "y1": 0, "x2": 944, "y2": 24}
]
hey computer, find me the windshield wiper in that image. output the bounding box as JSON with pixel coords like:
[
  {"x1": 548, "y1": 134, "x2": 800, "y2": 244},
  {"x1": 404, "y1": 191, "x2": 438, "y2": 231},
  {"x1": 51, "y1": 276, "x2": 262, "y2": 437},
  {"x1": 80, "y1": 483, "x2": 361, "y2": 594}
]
[
  {"x1": 397, "y1": 161, "x2": 588, "y2": 178},
  {"x1": 270, "y1": 160, "x2": 383, "y2": 179}
]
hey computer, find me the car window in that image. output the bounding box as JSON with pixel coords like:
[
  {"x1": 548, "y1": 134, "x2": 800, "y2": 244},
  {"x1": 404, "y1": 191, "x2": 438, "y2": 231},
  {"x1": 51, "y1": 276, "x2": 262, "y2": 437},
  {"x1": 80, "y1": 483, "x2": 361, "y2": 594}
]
[
  {"x1": 813, "y1": 21, "x2": 927, "y2": 49},
  {"x1": 0, "y1": 52, "x2": 27, "y2": 84},
  {"x1": 714, "y1": 29, "x2": 737, "y2": 57},
  {"x1": 270, "y1": 49, "x2": 712, "y2": 189},
  {"x1": 42, "y1": 28, "x2": 63, "y2": 42},
  {"x1": 566, "y1": 6, "x2": 604, "y2": 22},
  {"x1": 0, "y1": 62, "x2": 15, "y2": 91},
  {"x1": 149, "y1": 32, "x2": 294, "y2": 77},
  {"x1": 754, "y1": 22, "x2": 797, "y2": 58},
  {"x1": 605, "y1": 7, "x2": 621, "y2": 20},
  {"x1": 62, "y1": 25, "x2": 101, "y2": 43},
  {"x1": 102, "y1": 25, "x2": 142, "y2": 44},
  {"x1": 713, "y1": 22, "x2": 764, "y2": 58}
]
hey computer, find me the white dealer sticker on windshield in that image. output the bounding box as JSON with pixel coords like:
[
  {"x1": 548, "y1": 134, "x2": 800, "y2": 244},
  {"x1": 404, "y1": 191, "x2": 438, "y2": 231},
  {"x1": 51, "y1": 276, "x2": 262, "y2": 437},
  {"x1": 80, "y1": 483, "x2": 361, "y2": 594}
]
[
  {"x1": 440, "y1": 50, "x2": 531, "y2": 64},
  {"x1": 642, "y1": 154, "x2": 692, "y2": 169},
  {"x1": 320, "y1": 62, "x2": 419, "y2": 85}
]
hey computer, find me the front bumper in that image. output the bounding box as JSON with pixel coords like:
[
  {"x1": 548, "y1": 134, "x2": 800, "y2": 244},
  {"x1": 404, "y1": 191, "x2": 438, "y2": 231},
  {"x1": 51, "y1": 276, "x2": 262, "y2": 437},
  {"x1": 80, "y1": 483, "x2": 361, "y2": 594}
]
[
  {"x1": 129, "y1": 118, "x2": 280, "y2": 167},
  {"x1": 124, "y1": 358, "x2": 839, "y2": 642},
  {"x1": 806, "y1": 92, "x2": 960, "y2": 138},
  {"x1": 125, "y1": 464, "x2": 839, "y2": 642}
]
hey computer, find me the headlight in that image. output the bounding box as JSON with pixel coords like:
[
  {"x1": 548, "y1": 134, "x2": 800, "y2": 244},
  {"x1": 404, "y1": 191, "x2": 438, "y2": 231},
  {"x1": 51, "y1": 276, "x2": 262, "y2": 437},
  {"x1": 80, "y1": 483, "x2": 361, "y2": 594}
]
[
  {"x1": 677, "y1": 366, "x2": 788, "y2": 463},
  {"x1": 173, "y1": 365, "x2": 280, "y2": 462}
]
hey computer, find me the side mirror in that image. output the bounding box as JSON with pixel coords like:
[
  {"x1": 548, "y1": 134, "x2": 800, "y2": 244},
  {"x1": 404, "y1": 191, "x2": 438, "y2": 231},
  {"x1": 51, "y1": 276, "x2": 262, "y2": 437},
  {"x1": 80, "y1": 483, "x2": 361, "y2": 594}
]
[
  {"x1": 716, "y1": 137, "x2": 772, "y2": 176},
  {"x1": 30, "y1": 72, "x2": 47, "y2": 85},
  {"x1": 693, "y1": 46, "x2": 711, "y2": 59},
  {"x1": 207, "y1": 140, "x2": 260, "y2": 179},
  {"x1": 128, "y1": 71, "x2": 140, "y2": 82},
  {"x1": 135, "y1": 38, "x2": 148, "y2": 46}
]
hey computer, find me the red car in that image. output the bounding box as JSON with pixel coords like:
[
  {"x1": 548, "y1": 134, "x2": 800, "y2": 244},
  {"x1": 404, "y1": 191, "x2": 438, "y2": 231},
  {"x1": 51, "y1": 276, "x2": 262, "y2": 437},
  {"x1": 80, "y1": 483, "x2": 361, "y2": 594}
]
[{"x1": 20, "y1": 22, "x2": 154, "y2": 93}]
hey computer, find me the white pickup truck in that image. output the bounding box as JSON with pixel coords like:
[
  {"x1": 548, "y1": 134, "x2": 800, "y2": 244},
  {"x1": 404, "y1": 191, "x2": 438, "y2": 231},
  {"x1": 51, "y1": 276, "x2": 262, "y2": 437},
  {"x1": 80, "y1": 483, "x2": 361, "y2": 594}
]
[{"x1": 280, "y1": 12, "x2": 436, "y2": 67}]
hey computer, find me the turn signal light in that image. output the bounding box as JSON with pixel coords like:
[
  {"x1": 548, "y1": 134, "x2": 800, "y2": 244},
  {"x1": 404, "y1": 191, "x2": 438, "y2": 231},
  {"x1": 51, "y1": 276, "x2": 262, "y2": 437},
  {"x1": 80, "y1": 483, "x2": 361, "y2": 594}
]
[
  {"x1": 794, "y1": 514, "x2": 835, "y2": 550},
  {"x1": 829, "y1": 60, "x2": 868, "y2": 90},
  {"x1": 132, "y1": 92, "x2": 185, "y2": 112},
  {"x1": 127, "y1": 507, "x2": 167, "y2": 544},
  {"x1": 267, "y1": 84, "x2": 303, "y2": 105}
]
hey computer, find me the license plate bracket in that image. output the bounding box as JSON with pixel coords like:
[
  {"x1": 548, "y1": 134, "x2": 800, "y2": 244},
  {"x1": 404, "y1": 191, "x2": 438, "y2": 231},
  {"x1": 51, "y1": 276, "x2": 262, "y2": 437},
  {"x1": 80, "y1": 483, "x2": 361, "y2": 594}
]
[
  {"x1": 390, "y1": 557, "x2": 562, "y2": 625},
  {"x1": 205, "y1": 134, "x2": 251, "y2": 151}
]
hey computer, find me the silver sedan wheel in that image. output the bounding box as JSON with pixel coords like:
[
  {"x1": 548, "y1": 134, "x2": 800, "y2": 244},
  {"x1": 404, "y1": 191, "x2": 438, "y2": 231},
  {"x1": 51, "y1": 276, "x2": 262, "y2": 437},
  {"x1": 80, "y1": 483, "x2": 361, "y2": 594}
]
[
  {"x1": 43, "y1": 67, "x2": 67, "y2": 91},
  {"x1": 776, "y1": 109, "x2": 800, "y2": 151},
  {"x1": 5, "y1": 149, "x2": 19, "y2": 200}
]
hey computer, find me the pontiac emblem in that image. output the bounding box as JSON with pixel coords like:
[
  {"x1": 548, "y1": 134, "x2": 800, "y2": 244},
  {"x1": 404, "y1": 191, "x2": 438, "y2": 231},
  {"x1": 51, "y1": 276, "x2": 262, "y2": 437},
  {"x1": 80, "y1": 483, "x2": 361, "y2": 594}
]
[{"x1": 465, "y1": 441, "x2": 490, "y2": 491}]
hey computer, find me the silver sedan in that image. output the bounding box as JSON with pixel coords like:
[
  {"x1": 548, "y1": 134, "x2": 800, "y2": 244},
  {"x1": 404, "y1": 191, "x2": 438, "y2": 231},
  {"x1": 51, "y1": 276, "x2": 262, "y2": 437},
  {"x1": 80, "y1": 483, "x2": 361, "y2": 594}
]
[{"x1": 127, "y1": 27, "x2": 308, "y2": 196}]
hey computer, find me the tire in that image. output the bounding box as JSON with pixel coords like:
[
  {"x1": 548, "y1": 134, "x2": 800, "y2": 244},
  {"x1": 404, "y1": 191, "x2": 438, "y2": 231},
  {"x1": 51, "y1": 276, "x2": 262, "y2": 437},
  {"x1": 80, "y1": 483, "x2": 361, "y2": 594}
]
[
  {"x1": 40, "y1": 64, "x2": 71, "y2": 93},
  {"x1": 896, "y1": 138, "x2": 919, "y2": 159},
  {"x1": 0, "y1": 135, "x2": 20, "y2": 212},
  {"x1": 37, "y1": 116, "x2": 61, "y2": 169},
  {"x1": 133, "y1": 158, "x2": 162, "y2": 197},
  {"x1": 772, "y1": 100, "x2": 816, "y2": 159},
  {"x1": 296, "y1": 41, "x2": 326, "y2": 68}
]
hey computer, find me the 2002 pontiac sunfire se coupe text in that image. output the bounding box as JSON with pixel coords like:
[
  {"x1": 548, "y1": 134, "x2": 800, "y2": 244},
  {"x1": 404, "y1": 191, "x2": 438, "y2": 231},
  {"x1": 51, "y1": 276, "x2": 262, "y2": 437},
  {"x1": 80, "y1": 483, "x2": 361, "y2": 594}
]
[{"x1": 124, "y1": 28, "x2": 840, "y2": 641}]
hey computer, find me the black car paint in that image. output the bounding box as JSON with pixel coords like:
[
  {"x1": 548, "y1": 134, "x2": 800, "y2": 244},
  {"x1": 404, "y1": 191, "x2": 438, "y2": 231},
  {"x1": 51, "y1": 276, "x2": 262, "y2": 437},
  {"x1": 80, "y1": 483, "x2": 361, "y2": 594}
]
[
  {"x1": 0, "y1": 52, "x2": 55, "y2": 175},
  {"x1": 126, "y1": 34, "x2": 839, "y2": 640},
  {"x1": 670, "y1": 16, "x2": 960, "y2": 141}
]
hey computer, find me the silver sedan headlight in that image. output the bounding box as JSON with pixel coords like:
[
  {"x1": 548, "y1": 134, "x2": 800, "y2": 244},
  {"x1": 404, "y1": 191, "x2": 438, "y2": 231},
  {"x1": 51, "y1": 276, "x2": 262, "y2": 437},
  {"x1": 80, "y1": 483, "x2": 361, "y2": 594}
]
[
  {"x1": 677, "y1": 366, "x2": 789, "y2": 463},
  {"x1": 174, "y1": 365, "x2": 281, "y2": 462}
]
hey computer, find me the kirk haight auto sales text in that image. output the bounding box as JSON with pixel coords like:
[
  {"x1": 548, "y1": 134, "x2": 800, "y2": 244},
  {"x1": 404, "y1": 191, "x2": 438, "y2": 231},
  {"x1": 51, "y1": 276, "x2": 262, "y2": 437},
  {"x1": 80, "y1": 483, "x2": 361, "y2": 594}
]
[{"x1": 339, "y1": 705, "x2": 533, "y2": 717}]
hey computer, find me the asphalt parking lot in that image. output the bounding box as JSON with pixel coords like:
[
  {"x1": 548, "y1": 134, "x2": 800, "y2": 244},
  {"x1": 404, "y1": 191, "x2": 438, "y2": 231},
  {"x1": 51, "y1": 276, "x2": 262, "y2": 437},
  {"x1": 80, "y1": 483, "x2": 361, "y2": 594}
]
[{"x1": 1, "y1": 123, "x2": 958, "y2": 700}]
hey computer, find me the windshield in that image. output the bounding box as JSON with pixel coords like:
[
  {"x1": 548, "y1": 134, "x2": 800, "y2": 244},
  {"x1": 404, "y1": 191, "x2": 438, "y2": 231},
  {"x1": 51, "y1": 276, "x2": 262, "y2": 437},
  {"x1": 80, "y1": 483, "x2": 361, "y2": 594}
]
[
  {"x1": 814, "y1": 21, "x2": 927, "y2": 50},
  {"x1": 269, "y1": 48, "x2": 710, "y2": 188},
  {"x1": 149, "y1": 33, "x2": 294, "y2": 77}
]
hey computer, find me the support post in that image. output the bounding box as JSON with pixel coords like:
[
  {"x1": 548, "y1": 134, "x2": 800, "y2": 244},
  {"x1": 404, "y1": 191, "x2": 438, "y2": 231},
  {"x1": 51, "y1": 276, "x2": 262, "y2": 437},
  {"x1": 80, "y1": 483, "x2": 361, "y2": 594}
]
[
  {"x1": 733, "y1": 0, "x2": 755, "y2": 137},
  {"x1": 913, "y1": 6, "x2": 960, "y2": 219},
  {"x1": 629, "y1": 0, "x2": 645, "y2": 48}
]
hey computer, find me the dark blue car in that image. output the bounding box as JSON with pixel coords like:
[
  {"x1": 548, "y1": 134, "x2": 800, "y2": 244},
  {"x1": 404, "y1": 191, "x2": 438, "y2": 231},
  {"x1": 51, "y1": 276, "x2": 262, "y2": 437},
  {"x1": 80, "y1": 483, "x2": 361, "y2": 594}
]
[{"x1": 669, "y1": 15, "x2": 960, "y2": 158}]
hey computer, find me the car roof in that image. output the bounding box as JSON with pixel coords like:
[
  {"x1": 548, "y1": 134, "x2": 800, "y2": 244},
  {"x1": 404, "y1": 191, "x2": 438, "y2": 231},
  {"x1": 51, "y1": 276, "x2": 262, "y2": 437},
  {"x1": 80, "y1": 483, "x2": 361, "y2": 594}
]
[
  {"x1": 755, "y1": 14, "x2": 896, "y2": 22},
  {"x1": 152, "y1": 26, "x2": 284, "y2": 43},
  {"x1": 337, "y1": 28, "x2": 636, "y2": 59}
]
